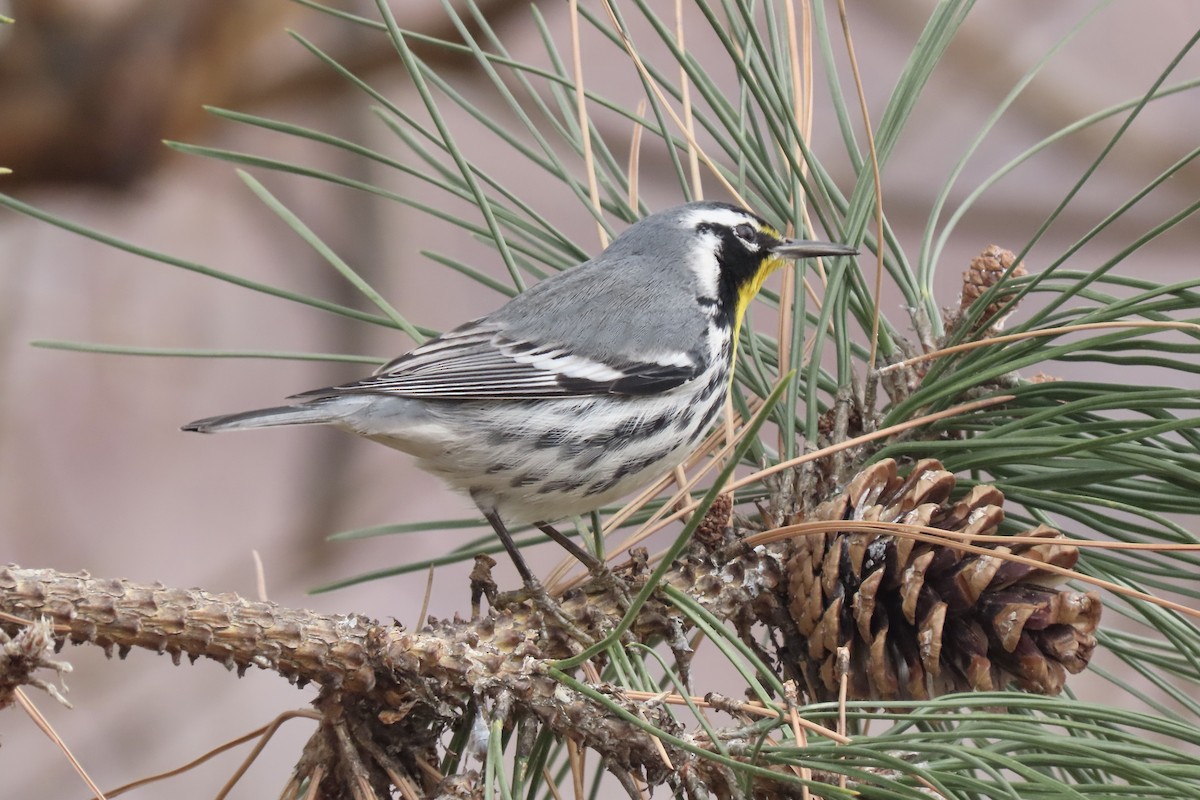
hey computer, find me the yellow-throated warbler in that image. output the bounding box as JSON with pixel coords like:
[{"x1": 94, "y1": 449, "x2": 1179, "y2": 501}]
[{"x1": 183, "y1": 202, "x2": 856, "y2": 585}]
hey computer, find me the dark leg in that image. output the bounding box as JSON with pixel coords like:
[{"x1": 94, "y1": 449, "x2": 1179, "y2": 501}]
[
  {"x1": 482, "y1": 508, "x2": 541, "y2": 589},
  {"x1": 539, "y1": 523, "x2": 631, "y2": 611},
  {"x1": 534, "y1": 522, "x2": 605, "y2": 573},
  {"x1": 481, "y1": 508, "x2": 595, "y2": 646}
]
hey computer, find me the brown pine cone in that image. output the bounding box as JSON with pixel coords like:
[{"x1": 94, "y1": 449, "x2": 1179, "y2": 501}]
[
  {"x1": 784, "y1": 458, "x2": 1100, "y2": 701},
  {"x1": 957, "y1": 244, "x2": 1029, "y2": 331}
]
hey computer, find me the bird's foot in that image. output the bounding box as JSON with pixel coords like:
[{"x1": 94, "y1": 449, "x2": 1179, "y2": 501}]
[{"x1": 494, "y1": 578, "x2": 595, "y2": 648}]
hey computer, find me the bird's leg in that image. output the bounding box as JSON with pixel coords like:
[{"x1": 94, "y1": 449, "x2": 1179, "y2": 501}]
[
  {"x1": 535, "y1": 522, "x2": 631, "y2": 609},
  {"x1": 481, "y1": 509, "x2": 594, "y2": 645},
  {"x1": 533, "y1": 522, "x2": 604, "y2": 573},
  {"x1": 482, "y1": 508, "x2": 540, "y2": 588}
]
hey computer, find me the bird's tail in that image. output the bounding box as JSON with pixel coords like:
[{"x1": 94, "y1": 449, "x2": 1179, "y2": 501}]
[{"x1": 182, "y1": 402, "x2": 345, "y2": 434}]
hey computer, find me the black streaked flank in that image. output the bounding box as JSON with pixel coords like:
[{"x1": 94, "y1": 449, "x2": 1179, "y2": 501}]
[
  {"x1": 584, "y1": 446, "x2": 675, "y2": 496},
  {"x1": 584, "y1": 473, "x2": 624, "y2": 497},
  {"x1": 535, "y1": 428, "x2": 568, "y2": 449},
  {"x1": 611, "y1": 415, "x2": 644, "y2": 442},
  {"x1": 559, "y1": 410, "x2": 680, "y2": 456},
  {"x1": 611, "y1": 451, "x2": 672, "y2": 483},
  {"x1": 536, "y1": 478, "x2": 588, "y2": 495},
  {"x1": 643, "y1": 411, "x2": 674, "y2": 436},
  {"x1": 687, "y1": 396, "x2": 725, "y2": 444},
  {"x1": 510, "y1": 472, "x2": 546, "y2": 489},
  {"x1": 572, "y1": 447, "x2": 605, "y2": 471},
  {"x1": 487, "y1": 428, "x2": 521, "y2": 447}
]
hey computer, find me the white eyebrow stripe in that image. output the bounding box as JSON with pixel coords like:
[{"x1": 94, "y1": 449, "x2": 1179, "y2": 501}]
[{"x1": 680, "y1": 207, "x2": 757, "y2": 230}]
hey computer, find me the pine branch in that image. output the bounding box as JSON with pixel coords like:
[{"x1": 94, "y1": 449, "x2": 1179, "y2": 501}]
[
  {"x1": 0, "y1": 548, "x2": 804, "y2": 796},
  {"x1": 1, "y1": 458, "x2": 1106, "y2": 796}
]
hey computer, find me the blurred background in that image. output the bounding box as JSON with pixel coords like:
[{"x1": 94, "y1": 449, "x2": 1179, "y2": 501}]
[{"x1": 1, "y1": 1, "x2": 1198, "y2": 797}]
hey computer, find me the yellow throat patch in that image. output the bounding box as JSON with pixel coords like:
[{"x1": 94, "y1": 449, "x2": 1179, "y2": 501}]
[{"x1": 731, "y1": 223, "x2": 789, "y2": 351}]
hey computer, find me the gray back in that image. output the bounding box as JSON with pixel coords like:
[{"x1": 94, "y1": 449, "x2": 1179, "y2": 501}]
[{"x1": 490, "y1": 203, "x2": 750, "y2": 364}]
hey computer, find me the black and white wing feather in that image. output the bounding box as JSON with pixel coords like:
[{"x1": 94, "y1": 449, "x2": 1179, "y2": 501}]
[{"x1": 294, "y1": 320, "x2": 702, "y2": 401}]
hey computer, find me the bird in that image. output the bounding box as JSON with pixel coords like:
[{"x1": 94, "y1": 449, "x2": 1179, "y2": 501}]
[{"x1": 183, "y1": 201, "x2": 856, "y2": 590}]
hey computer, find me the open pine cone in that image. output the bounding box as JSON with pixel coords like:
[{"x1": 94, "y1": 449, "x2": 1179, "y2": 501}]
[
  {"x1": 784, "y1": 458, "x2": 1100, "y2": 701},
  {"x1": 953, "y1": 244, "x2": 1029, "y2": 332}
]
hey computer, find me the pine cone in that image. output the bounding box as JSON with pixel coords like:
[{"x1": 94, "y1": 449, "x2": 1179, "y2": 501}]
[
  {"x1": 957, "y1": 244, "x2": 1028, "y2": 331},
  {"x1": 784, "y1": 458, "x2": 1100, "y2": 701}
]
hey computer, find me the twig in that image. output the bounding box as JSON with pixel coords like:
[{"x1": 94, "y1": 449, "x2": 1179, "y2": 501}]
[
  {"x1": 878, "y1": 320, "x2": 1200, "y2": 374},
  {"x1": 675, "y1": 0, "x2": 702, "y2": 198},
  {"x1": 600, "y1": 0, "x2": 747, "y2": 207},
  {"x1": 17, "y1": 689, "x2": 107, "y2": 800},
  {"x1": 836, "y1": 0, "x2": 886, "y2": 370},
  {"x1": 627, "y1": 98, "x2": 648, "y2": 209},
  {"x1": 569, "y1": 0, "x2": 607, "y2": 248},
  {"x1": 104, "y1": 710, "x2": 319, "y2": 798},
  {"x1": 417, "y1": 565, "x2": 436, "y2": 630},
  {"x1": 252, "y1": 549, "x2": 269, "y2": 602},
  {"x1": 621, "y1": 689, "x2": 849, "y2": 745}
]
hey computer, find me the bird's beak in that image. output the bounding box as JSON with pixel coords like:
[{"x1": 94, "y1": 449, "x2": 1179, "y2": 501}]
[{"x1": 770, "y1": 239, "x2": 858, "y2": 259}]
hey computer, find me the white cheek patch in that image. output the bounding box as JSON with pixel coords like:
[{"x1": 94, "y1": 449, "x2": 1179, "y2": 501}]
[{"x1": 688, "y1": 231, "x2": 723, "y2": 300}]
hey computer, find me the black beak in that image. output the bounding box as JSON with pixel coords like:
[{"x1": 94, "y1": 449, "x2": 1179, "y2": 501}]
[{"x1": 770, "y1": 239, "x2": 858, "y2": 259}]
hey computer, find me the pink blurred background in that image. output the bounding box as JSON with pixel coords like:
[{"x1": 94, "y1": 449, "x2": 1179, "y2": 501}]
[{"x1": 2, "y1": 1, "x2": 1198, "y2": 797}]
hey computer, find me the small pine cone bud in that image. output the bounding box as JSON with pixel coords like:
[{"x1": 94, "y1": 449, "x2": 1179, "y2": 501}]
[
  {"x1": 783, "y1": 458, "x2": 1100, "y2": 701},
  {"x1": 693, "y1": 493, "x2": 735, "y2": 550},
  {"x1": 959, "y1": 245, "x2": 1028, "y2": 330}
]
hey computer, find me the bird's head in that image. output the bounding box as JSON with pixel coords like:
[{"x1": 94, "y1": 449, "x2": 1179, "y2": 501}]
[{"x1": 669, "y1": 201, "x2": 857, "y2": 336}]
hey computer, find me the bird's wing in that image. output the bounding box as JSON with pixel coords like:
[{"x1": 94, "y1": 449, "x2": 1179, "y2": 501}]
[{"x1": 294, "y1": 320, "x2": 702, "y2": 401}]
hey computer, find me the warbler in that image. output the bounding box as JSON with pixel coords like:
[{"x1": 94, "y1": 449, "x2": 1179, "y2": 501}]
[{"x1": 183, "y1": 201, "x2": 856, "y2": 586}]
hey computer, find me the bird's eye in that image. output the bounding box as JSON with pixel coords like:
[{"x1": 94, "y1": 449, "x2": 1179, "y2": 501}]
[{"x1": 733, "y1": 223, "x2": 756, "y2": 241}]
